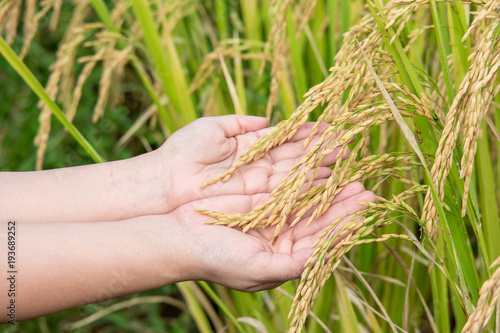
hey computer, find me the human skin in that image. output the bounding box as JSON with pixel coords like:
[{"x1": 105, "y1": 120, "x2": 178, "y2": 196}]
[
  {"x1": 2, "y1": 182, "x2": 374, "y2": 321},
  {"x1": 0, "y1": 115, "x2": 376, "y2": 322},
  {"x1": 0, "y1": 116, "x2": 345, "y2": 223}
]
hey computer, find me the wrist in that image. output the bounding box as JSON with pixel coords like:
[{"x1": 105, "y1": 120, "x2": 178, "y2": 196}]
[
  {"x1": 115, "y1": 150, "x2": 174, "y2": 217},
  {"x1": 146, "y1": 213, "x2": 199, "y2": 283},
  {"x1": 155, "y1": 143, "x2": 184, "y2": 213}
]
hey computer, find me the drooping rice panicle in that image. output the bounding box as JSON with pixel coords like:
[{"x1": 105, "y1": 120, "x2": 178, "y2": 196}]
[
  {"x1": 422, "y1": 14, "x2": 500, "y2": 233},
  {"x1": 0, "y1": 0, "x2": 21, "y2": 44},
  {"x1": 293, "y1": 0, "x2": 318, "y2": 38},
  {"x1": 33, "y1": 1, "x2": 92, "y2": 169},
  {"x1": 0, "y1": 0, "x2": 63, "y2": 57},
  {"x1": 462, "y1": 256, "x2": 500, "y2": 333},
  {"x1": 288, "y1": 185, "x2": 427, "y2": 332},
  {"x1": 264, "y1": 0, "x2": 293, "y2": 119},
  {"x1": 189, "y1": 40, "x2": 269, "y2": 93}
]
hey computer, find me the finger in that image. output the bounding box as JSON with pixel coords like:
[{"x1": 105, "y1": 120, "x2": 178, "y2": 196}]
[
  {"x1": 222, "y1": 166, "x2": 332, "y2": 196},
  {"x1": 251, "y1": 252, "x2": 310, "y2": 284},
  {"x1": 267, "y1": 181, "x2": 364, "y2": 228},
  {"x1": 232, "y1": 127, "x2": 275, "y2": 157},
  {"x1": 265, "y1": 128, "x2": 327, "y2": 162},
  {"x1": 266, "y1": 167, "x2": 333, "y2": 190},
  {"x1": 264, "y1": 147, "x2": 349, "y2": 175},
  {"x1": 291, "y1": 215, "x2": 363, "y2": 254},
  {"x1": 209, "y1": 115, "x2": 269, "y2": 138},
  {"x1": 330, "y1": 182, "x2": 366, "y2": 205},
  {"x1": 290, "y1": 190, "x2": 376, "y2": 240},
  {"x1": 186, "y1": 193, "x2": 270, "y2": 217},
  {"x1": 209, "y1": 155, "x2": 333, "y2": 197},
  {"x1": 235, "y1": 122, "x2": 328, "y2": 163},
  {"x1": 246, "y1": 156, "x2": 334, "y2": 181},
  {"x1": 249, "y1": 167, "x2": 332, "y2": 195},
  {"x1": 285, "y1": 122, "x2": 329, "y2": 142},
  {"x1": 266, "y1": 132, "x2": 350, "y2": 167}
]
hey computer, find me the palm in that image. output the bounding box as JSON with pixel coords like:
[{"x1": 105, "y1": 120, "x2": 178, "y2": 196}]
[
  {"x1": 171, "y1": 182, "x2": 376, "y2": 292},
  {"x1": 161, "y1": 116, "x2": 344, "y2": 211}
]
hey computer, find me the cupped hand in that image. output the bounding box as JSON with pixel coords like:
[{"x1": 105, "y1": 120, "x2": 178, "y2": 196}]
[
  {"x1": 167, "y1": 182, "x2": 376, "y2": 292},
  {"x1": 158, "y1": 115, "x2": 347, "y2": 213}
]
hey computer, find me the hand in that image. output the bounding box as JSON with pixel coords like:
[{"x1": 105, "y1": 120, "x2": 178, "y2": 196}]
[
  {"x1": 0, "y1": 115, "x2": 347, "y2": 224},
  {"x1": 166, "y1": 182, "x2": 376, "y2": 292},
  {"x1": 8, "y1": 182, "x2": 375, "y2": 322},
  {"x1": 158, "y1": 115, "x2": 348, "y2": 214}
]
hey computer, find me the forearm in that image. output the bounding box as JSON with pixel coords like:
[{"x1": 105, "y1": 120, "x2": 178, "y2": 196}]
[
  {"x1": 0, "y1": 151, "x2": 171, "y2": 223},
  {"x1": 0, "y1": 217, "x2": 188, "y2": 322}
]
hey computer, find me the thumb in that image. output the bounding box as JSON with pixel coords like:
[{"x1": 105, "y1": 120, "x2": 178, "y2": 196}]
[{"x1": 257, "y1": 251, "x2": 311, "y2": 283}]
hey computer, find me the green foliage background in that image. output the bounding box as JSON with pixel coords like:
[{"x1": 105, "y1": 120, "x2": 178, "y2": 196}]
[{"x1": 1, "y1": 0, "x2": 500, "y2": 332}]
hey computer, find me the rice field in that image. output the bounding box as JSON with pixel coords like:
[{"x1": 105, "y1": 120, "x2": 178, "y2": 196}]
[{"x1": 1, "y1": 0, "x2": 499, "y2": 332}]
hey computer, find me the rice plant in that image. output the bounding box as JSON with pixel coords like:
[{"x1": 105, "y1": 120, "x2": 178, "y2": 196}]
[{"x1": 1, "y1": 0, "x2": 499, "y2": 332}]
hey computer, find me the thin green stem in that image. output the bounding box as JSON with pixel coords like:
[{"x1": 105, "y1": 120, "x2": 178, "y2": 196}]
[
  {"x1": 0, "y1": 35, "x2": 104, "y2": 164},
  {"x1": 198, "y1": 281, "x2": 246, "y2": 332},
  {"x1": 177, "y1": 282, "x2": 212, "y2": 333},
  {"x1": 89, "y1": 0, "x2": 173, "y2": 133},
  {"x1": 89, "y1": 0, "x2": 116, "y2": 32},
  {"x1": 429, "y1": 0, "x2": 455, "y2": 101},
  {"x1": 131, "y1": 0, "x2": 198, "y2": 130}
]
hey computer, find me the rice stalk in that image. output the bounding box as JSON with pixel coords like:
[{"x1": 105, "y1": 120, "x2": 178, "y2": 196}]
[
  {"x1": 422, "y1": 13, "x2": 500, "y2": 234},
  {"x1": 34, "y1": 0, "x2": 92, "y2": 169},
  {"x1": 201, "y1": 0, "x2": 430, "y2": 234},
  {"x1": 33, "y1": 0, "x2": 193, "y2": 166},
  {"x1": 64, "y1": 296, "x2": 187, "y2": 331},
  {"x1": 189, "y1": 40, "x2": 269, "y2": 93},
  {"x1": 0, "y1": 33, "x2": 103, "y2": 165},
  {"x1": 93, "y1": 45, "x2": 132, "y2": 122},
  {"x1": 462, "y1": 256, "x2": 500, "y2": 333},
  {"x1": 287, "y1": 186, "x2": 426, "y2": 332},
  {"x1": 0, "y1": 0, "x2": 62, "y2": 57},
  {"x1": 293, "y1": 0, "x2": 318, "y2": 38},
  {"x1": 201, "y1": 1, "x2": 500, "y2": 331},
  {"x1": 0, "y1": 0, "x2": 21, "y2": 44},
  {"x1": 265, "y1": 0, "x2": 293, "y2": 119},
  {"x1": 19, "y1": 0, "x2": 59, "y2": 59}
]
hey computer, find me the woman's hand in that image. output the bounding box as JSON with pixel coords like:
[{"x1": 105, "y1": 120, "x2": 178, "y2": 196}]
[
  {"x1": 165, "y1": 182, "x2": 376, "y2": 292},
  {"x1": 0, "y1": 115, "x2": 347, "y2": 223},
  {"x1": 7, "y1": 182, "x2": 374, "y2": 322},
  {"x1": 158, "y1": 115, "x2": 347, "y2": 214}
]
